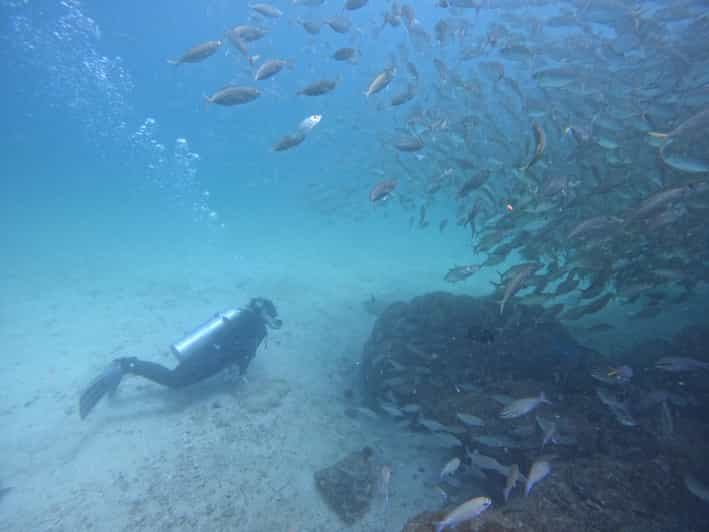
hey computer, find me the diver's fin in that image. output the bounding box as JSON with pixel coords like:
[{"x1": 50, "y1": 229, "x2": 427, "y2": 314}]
[{"x1": 79, "y1": 361, "x2": 124, "y2": 420}]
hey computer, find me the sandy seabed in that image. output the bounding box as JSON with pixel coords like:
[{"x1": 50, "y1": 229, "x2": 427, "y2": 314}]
[{"x1": 0, "y1": 223, "x2": 481, "y2": 532}]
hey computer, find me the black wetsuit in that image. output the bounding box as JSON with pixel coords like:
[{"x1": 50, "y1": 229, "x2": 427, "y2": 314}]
[{"x1": 116, "y1": 307, "x2": 267, "y2": 388}]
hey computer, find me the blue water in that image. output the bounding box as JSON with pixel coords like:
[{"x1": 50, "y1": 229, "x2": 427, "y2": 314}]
[{"x1": 2, "y1": 1, "x2": 709, "y2": 530}]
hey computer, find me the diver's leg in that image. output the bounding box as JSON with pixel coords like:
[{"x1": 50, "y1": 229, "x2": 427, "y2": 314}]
[
  {"x1": 117, "y1": 357, "x2": 185, "y2": 388},
  {"x1": 117, "y1": 352, "x2": 229, "y2": 389}
]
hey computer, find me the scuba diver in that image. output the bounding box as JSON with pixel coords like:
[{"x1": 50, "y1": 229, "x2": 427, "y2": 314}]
[{"x1": 79, "y1": 297, "x2": 282, "y2": 419}]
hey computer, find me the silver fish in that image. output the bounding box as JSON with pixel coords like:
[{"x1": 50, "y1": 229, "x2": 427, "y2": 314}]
[
  {"x1": 440, "y1": 457, "x2": 461, "y2": 480},
  {"x1": 168, "y1": 40, "x2": 222, "y2": 65},
  {"x1": 525, "y1": 460, "x2": 551, "y2": 496},
  {"x1": 249, "y1": 3, "x2": 283, "y2": 17},
  {"x1": 532, "y1": 67, "x2": 576, "y2": 88},
  {"x1": 685, "y1": 473, "x2": 709, "y2": 503},
  {"x1": 499, "y1": 263, "x2": 538, "y2": 315},
  {"x1": 626, "y1": 182, "x2": 708, "y2": 224},
  {"x1": 456, "y1": 413, "x2": 485, "y2": 427},
  {"x1": 445, "y1": 265, "x2": 481, "y2": 283},
  {"x1": 380, "y1": 402, "x2": 405, "y2": 417},
  {"x1": 466, "y1": 449, "x2": 510, "y2": 476},
  {"x1": 535, "y1": 415, "x2": 557, "y2": 449},
  {"x1": 254, "y1": 59, "x2": 287, "y2": 81},
  {"x1": 596, "y1": 387, "x2": 637, "y2": 427},
  {"x1": 500, "y1": 392, "x2": 550, "y2": 419},
  {"x1": 503, "y1": 464, "x2": 520, "y2": 502},
  {"x1": 205, "y1": 86, "x2": 260, "y2": 107},
  {"x1": 297, "y1": 79, "x2": 337, "y2": 96},
  {"x1": 366, "y1": 67, "x2": 396, "y2": 97},
  {"x1": 655, "y1": 356, "x2": 709, "y2": 372},
  {"x1": 434, "y1": 496, "x2": 492, "y2": 532}
]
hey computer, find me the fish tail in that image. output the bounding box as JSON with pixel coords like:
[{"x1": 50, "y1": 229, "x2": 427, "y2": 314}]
[
  {"x1": 204, "y1": 96, "x2": 211, "y2": 111},
  {"x1": 167, "y1": 59, "x2": 179, "y2": 65}
]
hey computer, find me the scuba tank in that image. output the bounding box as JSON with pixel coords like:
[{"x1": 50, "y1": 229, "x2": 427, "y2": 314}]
[{"x1": 170, "y1": 308, "x2": 241, "y2": 361}]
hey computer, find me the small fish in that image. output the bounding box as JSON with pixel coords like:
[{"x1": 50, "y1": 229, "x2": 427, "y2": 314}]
[
  {"x1": 535, "y1": 415, "x2": 557, "y2": 449},
  {"x1": 568, "y1": 215, "x2": 623, "y2": 240},
  {"x1": 440, "y1": 457, "x2": 461, "y2": 480},
  {"x1": 297, "y1": 79, "x2": 337, "y2": 96},
  {"x1": 325, "y1": 16, "x2": 351, "y2": 33},
  {"x1": 500, "y1": 392, "x2": 550, "y2": 419},
  {"x1": 418, "y1": 417, "x2": 448, "y2": 432},
  {"x1": 503, "y1": 464, "x2": 520, "y2": 502},
  {"x1": 366, "y1": 67, "x2": 396, "y2": 97},
  {"x1": 466, "y1": 449, "x2": 510, "y2": 476},
  {"x1": 272, "y1": 131, "x2": 306, "y2": 152},
  {"x1": 444, "y1": 264, "x2": 481, "y2": 283},
  {"x1": 205, "y1": 86, "x2": 261, "y2": 107},
  {"x1": 355, "y1": 407, "x2": 379, "y2": 419},
  {"x1": 401, "y1": 403, "x2": 420, "y2": 414},
  {"x1": 434, "y1": 496, "x2": 492, "y2": 532},
  {"x1": 295, "y1": 19, "x2": 322, "y2": 34},
  {"x1": 345, "y1": 0, "x2": 368, "y2": 9},
  {"x1": 519, "y1": 121, "x2": 546, "y2": 171},
  {"x1": 685, "y1": 473, "x2": 709, "y2": 503},
  {"x1": 525, "y1": 459, "x2": 551, "y2": 496},
  {"x1": 254, "y1": 59, "x2": 288, "y2": 81},
  {"x1": 532, "y1": 67, "x2": 575, "y2": 88},
  {"x1": 369, "y1": 179, "x2": 398, "y2": 203},
  {"x1": 596, "y1": 387, "x2": 637, "y2": 427},
  {"x1": 249, "y1": 3, "x2": 283, "y2": 18},
  {"x1": 168, "y1": 40, "x2": 222, "y2": 65},
  {"x1": 456, "y1": 413, "x2": 484, "y2": 427},
  {"x1": 379, "y1": 465, "x2": 392, "y2": 504},
  {"x1": 655, "y1": 357, "x2": 709, "y2": 372},
  {"x1": 394, "y1": 135, "x2": 424, "y2": 152},
  {"x1": 590, "y1": 365, "x2": 633, "y2": 385},
  {"x1": 332, "y1": 47, "x2": 358, "y2": 62},
  {"x1": 226, "y1": 25, "x2": 268, "y2": 43},
  {"x1": 380, "y1": 402, "x2": 405, "y2": 417},
  {"x1": 297, "y1": 114, "x2": 322, "y2": 133},
  {"x1": 431, "y1": 432, "x2": 463, "y2": 448},
  {"x1": 499, "y1": 263, "x2": 538, "y2": 315},
  {"x1": 391, "y1": 85, "x2": 416, "y2": 106}
]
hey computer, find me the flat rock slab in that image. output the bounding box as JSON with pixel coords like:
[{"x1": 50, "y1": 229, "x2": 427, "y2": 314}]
[{"x1": 314, "y1": 447, "x2": 378, "y2": 525}]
